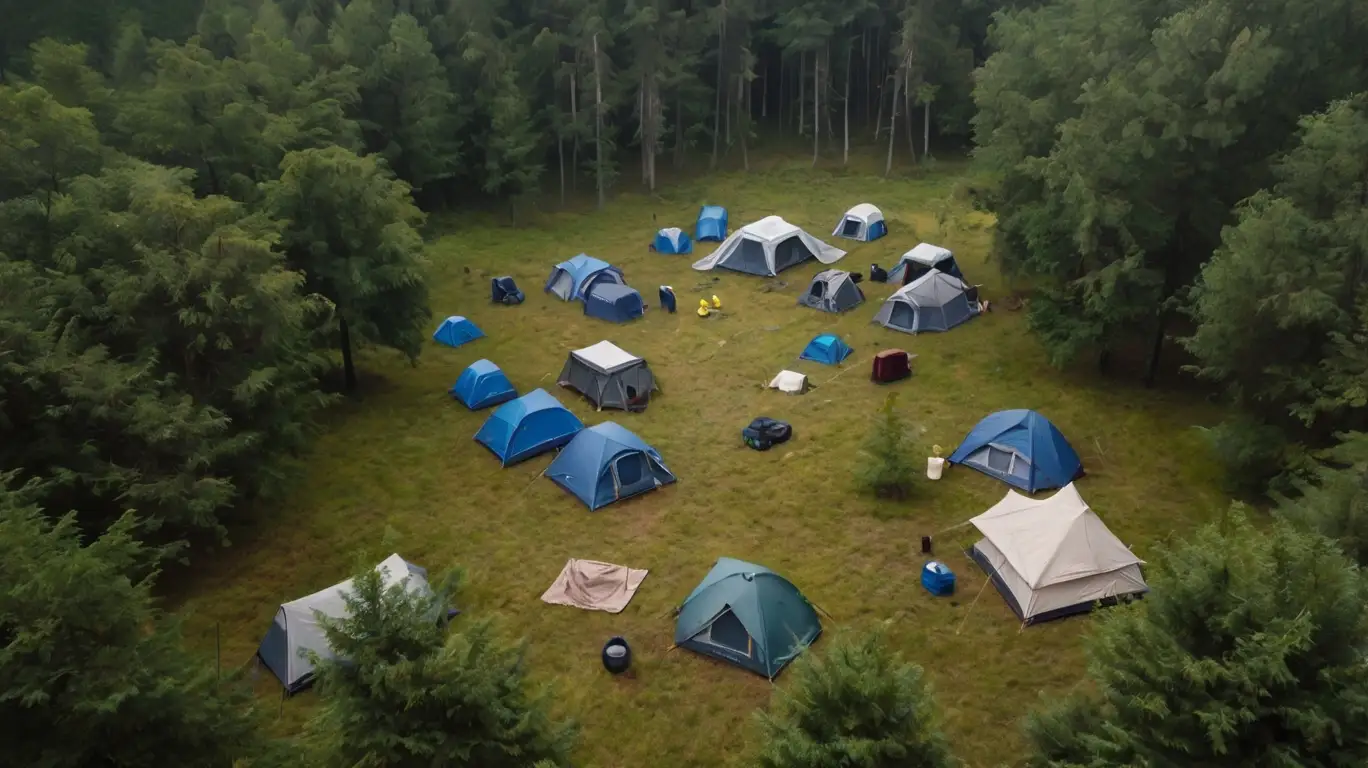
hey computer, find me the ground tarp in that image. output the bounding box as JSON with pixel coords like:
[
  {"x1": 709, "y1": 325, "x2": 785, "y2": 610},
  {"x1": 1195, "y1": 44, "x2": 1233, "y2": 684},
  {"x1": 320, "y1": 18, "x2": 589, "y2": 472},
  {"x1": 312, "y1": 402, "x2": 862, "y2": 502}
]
[{"x1": 540, "y1": 559, "x2": 649, "y2": 613}]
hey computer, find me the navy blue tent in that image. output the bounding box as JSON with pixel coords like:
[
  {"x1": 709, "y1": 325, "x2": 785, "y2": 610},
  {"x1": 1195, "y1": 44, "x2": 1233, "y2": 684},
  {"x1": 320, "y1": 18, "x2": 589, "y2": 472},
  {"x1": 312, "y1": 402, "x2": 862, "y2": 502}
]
[
  {"x1": 584, "y1": 284, "x2": 645, "y2": 323},
  {"x1": 948, "y1": 409, "x2": 1084, "y2": 493},
  {"x1": 474, "y1": 388, "x2": 584, "y2": 466},
  {"x1": 799, "y1": 333, "x2": 853, "y2": 366},
  {"x1": 450, "y1": 359, "x2": 517, "y2": 410},
  {"x1": 433, "y1": 316, "x2": 483, "y2": 348},
  {"x1": 653, "y1": 227, "x2": 693, "y2": 254},
  {"x1": 696, "y1": 205, "x2": 729, "y2": 241},
  {"x1": 545, "y1": 422, "x2": 676, "y2": 510}
]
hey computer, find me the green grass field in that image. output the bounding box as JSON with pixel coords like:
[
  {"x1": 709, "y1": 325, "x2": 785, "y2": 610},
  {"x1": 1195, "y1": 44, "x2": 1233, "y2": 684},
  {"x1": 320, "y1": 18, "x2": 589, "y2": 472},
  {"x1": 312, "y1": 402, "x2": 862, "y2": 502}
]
[{"x1": 174, "y1": 154, "x2": 1231, "y2": 767}]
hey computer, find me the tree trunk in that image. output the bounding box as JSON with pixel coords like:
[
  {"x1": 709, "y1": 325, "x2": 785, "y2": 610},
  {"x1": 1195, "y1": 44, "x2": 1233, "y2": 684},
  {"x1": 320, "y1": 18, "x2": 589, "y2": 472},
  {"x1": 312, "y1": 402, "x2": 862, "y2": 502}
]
[
  {"x1": 812, "y1": 49, "x2": 819, "y2": 166},
  {"x1": 725, "y1": 72, "x2": 732, "y2": 149},
  {"x1": 647, "y1": 74, "x2": 657, "y2": 191},
  {"x1": 640, "y1": 72, "x2": 648, "y2": 186},
  {"x1": 711, "y1": 10, "x2": 725, "y2": 169},
  {"x1": 738, "y1": 72, "x2": 749, "y2": 171},
  {"x1": 593, "y1": 33, "x2": 605, "y2": 210},
  {"x1": 558, "y1": 133, "x2": 565, "y2": 205},
  {"x1": 570, "y1": 70, "x2": 578, "y2": 192},
  {"x1": 1144, "y1": 312, "x2": 1168, "y2": 389},
  {"x1": 873, "y1": 67, "x2": 885, "y2": 141},
  {"x1": 1098, "y1": 348, "x2": 1112, "y2": 376},
  {"x1": 674, "y1": 91, "x2": 685, "y2": 168},
  {"x1": 798, "y1": 50, "x2": 805, "y2": 137},
  {"x1": 843, "y1": 42, "x2": 851, "y2": 166},
  {"x1": 339, "y1": 315, "x2": 356, "y2": 391},
  {"x1": 761, "y1": 63, "x2": 768, "y2": 118},
  {"x1": 923, "y1": 98, "x2": 931, "y2": 159},
  {"x1": 823, "y1": 45, "x2": 836, "y2": 144},
  {"x1": 885, "y1": 67, "x2": 902, "y2": 177},
  {"x1": 903, "y1": 70, "x2": 916, "y2": 161}
]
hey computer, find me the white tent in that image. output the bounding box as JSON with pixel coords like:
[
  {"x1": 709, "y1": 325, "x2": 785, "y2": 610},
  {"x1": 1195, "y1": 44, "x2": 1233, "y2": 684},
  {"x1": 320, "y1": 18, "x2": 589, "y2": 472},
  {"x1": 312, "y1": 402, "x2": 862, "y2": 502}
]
[
  {"x1": 256, "y1": 554, "x2": 433, "y2": 692},
  {"x1": 969, "y1": 483, "x2": 1147, "y2": 624},
  {"x1": 832, "y1": 203, "x2": 887, "y2": 241},
  {"x1": 691, "y1": 215, "x2": 846, "y2": 276},
  {"x1": 888, "y1": 243, "x2": 963, "y2": 284}
]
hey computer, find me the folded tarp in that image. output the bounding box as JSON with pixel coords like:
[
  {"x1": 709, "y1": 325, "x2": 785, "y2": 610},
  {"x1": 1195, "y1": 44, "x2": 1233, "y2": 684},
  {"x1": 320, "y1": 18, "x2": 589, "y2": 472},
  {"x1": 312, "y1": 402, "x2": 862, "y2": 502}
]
[{"x1": 539, "y1": 559, "x2": 649, "y2": 614}]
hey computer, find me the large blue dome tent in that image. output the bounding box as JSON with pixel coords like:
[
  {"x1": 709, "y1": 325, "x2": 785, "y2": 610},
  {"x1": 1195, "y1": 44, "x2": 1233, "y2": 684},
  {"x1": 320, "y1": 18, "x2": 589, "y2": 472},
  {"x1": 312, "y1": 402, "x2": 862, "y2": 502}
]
[
  {"x1": 432, "y1": 316, "x2": 483, "y2": 348},
  {"x1": 450, "y1": 359, "x2": 517, "y2": 410},
  {"x1": 474, "y1": 388, "x2": 584, "y2": 466},
  {"x1": 948, "y1": 409, "x2": 1084, "y2": 493},
  {"x1": 695, "y1": 205, "x2": 729, "y2": 241},
  {"x1": 545, "y1": 422, "x2": 676, "y2": 510},
  {"x1": 544, "y1": 254, "x2": 625, "y2": 301},
  {"x1": 798, "y1": 333, "x2": 853, "y2": 366}
]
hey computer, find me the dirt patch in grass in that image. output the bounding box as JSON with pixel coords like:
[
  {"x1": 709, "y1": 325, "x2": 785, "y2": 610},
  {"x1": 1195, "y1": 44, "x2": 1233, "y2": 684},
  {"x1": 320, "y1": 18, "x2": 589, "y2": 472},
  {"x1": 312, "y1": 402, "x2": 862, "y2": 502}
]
[{"x1": 172, "y1": 155, "x2": 1227, "y2": 768}]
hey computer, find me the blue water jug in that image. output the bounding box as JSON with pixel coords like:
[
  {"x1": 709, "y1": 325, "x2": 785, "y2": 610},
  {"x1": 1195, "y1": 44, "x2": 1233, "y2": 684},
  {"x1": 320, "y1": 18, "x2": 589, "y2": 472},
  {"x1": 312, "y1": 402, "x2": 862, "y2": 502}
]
[{"x1": 921, "y1": 561, "x2": 956, "y2": 597}]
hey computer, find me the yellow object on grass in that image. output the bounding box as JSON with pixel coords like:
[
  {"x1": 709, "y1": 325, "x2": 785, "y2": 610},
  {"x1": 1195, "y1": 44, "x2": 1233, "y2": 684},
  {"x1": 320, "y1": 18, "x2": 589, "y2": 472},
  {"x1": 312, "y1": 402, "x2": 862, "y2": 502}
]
[
  {"x1": 697, "y1": 305, "x2": 710, "y2": 317},
  {"x1": 711, "y1": 294, "x2": 722, "y2": 308}
]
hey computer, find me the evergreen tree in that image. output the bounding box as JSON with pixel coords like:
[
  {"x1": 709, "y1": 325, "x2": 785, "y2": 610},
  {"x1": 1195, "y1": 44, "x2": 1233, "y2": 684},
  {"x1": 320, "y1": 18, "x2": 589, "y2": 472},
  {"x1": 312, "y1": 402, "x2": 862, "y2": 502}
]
[
  {"x1": 264, "y1": 146, "x2": 430, "y2": 391},
  {"x1": 1278, "y1": 432, "x2": 1368, "y2": 568},
  {"x1": 1023, "y1": 511, "x2": 1368, "y2": 767},
  {"x1": 0, "y1": 486, "x2": 271, "y2": 766},
  {"x1": 856, "y1": 393, "x2": 918, "y2": 499},
  {"x1": 310, "y1": 565, "x2": 576, "y2": 767},
  {"x1": 754, "y1": 631, "x2": 956, "y2": 768}
]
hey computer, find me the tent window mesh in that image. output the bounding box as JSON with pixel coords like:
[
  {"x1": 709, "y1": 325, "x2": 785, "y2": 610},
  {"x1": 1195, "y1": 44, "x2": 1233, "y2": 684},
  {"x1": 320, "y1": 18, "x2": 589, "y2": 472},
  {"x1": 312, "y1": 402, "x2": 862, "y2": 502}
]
[
  {"x1": 701, "y1": 610, "x2": 752, "y2": 656},
  {"x1": 614, "y1": 453, "x2": 645, "y2": 486},
  {"x1": 841, "y1": 218, "x2": 861, "y2": 237}
]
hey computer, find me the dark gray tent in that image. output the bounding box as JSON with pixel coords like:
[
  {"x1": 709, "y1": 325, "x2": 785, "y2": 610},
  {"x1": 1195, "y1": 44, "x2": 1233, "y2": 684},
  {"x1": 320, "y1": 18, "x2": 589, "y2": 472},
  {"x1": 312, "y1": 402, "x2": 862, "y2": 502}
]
[
  {"x1": 872, "y1": 269, "x2": 980, "y2": 334},
  {"x1": 798, "y1": 269, "x2": 865, "y2": 313},
  {"x1": 557, "y1": 341, "x2": 658, "y2": 412}
]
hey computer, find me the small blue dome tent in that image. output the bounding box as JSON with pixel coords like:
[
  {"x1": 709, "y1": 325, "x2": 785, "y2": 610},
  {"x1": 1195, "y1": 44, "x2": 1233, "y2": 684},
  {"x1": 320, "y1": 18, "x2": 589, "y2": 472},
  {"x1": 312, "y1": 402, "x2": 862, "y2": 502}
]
[
  {"x1": 696, "y1": 205, "x2": 729, "y2": 242},
  {"x1": 433, "y1": 316, "x2": 483, "y2": 348},
  {"x1": 544, "y1": 254, "x2": 625, "y2": 301},
  {"x1": 474, "y1": 388, "x2": 584, "y2": 466},
  {"x1": 450, "y1": 359, "x2": 517, "y2": 410},
  {"x1": 653, "y1": 227, "x2": 693, "y2": 254},
  {"x1": 584, "y1": 284, "x2": 645, "y2": 323},
  {"x1": 545, "y1": 422, "x2": 676, "y2": 510},
  {"x1": 799, "y1": 333, "x2": 853, "y2": 366},
  {"x1": 948, "y1": 409, "x2": 1084, "y2": 493}
]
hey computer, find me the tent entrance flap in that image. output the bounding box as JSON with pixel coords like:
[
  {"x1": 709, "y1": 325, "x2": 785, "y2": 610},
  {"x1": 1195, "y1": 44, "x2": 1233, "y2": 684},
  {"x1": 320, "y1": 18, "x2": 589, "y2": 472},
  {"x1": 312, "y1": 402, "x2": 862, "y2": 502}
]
[
  {"x1": 841, "y1": 218, "x2": 861, "y2": 237},
  {"x1": 696, "y1": 609, "x2": 753, "y2": 657}
]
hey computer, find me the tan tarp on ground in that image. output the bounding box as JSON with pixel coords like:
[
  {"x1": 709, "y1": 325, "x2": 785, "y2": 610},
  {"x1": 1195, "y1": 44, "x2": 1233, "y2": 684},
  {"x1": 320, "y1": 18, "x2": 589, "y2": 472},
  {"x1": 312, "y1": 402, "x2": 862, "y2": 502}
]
[{"x1": 540, "y1": 559, "x2": 648, "y2": 613}]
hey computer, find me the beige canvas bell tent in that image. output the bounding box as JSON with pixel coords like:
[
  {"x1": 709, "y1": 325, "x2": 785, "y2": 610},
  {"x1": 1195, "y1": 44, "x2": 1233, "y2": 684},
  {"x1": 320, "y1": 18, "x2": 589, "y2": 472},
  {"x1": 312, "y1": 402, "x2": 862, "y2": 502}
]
[{"x1": 968, "y1": 483, "x2": 1147, "y2": 624}]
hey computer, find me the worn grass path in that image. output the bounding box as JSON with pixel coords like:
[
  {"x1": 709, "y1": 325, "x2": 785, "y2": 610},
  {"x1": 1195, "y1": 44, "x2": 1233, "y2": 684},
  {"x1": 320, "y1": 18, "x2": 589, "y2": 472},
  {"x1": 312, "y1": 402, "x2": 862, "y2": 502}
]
[{"x1": 175, "y1": 155, "x2": 1228, "y2": 767}]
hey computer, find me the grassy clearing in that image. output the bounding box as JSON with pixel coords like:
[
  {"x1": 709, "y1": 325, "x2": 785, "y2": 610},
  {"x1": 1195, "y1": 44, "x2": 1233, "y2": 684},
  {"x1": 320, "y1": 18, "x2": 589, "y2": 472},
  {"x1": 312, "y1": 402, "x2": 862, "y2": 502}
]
[{"x1": 174, "y1": 152, "x2": 1229, "y2": 767}]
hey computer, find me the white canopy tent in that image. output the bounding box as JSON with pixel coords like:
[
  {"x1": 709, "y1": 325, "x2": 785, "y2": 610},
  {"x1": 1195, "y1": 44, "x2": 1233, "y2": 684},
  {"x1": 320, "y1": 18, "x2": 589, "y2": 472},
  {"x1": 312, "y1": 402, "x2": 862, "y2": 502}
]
[
  {"x1": 256, "y1": 554, "x2": 433, "y2": 692},
  {"x1": 691, "y1": 216, "x2": 846, "y2": 276},
  {"x1": 969, "y1": 483, "x2": 1147, "y2": 624}
]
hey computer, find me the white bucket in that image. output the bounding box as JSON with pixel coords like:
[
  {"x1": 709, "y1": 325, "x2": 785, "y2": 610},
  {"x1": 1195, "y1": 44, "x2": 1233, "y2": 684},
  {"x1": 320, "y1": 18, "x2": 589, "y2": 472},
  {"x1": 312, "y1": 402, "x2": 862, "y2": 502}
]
[{"x1": 926, "y1": 457, "x2": 945, "y2": 480}]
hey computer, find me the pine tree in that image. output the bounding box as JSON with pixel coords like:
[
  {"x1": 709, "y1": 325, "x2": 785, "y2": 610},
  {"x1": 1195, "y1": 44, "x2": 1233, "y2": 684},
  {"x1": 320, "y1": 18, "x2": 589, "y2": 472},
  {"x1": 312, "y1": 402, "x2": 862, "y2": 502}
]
[
  {"x1": 1278, "y1": 432, "x2": 1368, "y2": 568},
  {"x1": 754, "y1": 631, "x2": 956, "y2": 768},
  {"x1": 1023, "y1": 510, "x2": 1368, "y2": 767},
  {"x1": 856, "y1": 393, "x2": 918, "y2": 499},
  {"x1": 264, "y1": 146, "x2": 431, "y2": 391},
  {"x1": 0, "y1": 487, "x2": 273, "y2": 767},
  {"x1": 310, "y1": 565, "x2": 576, "y2": 768}
]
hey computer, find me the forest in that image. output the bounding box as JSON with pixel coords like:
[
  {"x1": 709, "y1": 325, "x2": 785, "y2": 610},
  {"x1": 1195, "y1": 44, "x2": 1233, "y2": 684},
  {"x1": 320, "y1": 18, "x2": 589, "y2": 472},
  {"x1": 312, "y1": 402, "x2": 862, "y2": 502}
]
[{"x1": 4, "y1": 0, "x2": 1368, "y2": 765}]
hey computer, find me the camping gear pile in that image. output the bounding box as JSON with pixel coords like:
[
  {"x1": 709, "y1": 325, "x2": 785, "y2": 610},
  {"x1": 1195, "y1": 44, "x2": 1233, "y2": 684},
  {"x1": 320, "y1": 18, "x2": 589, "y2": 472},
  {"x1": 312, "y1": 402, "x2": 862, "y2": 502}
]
[
  {"x1": 742, "y1": 417, "x2": 792, "y2": 451},
  {"x1": 491, "y1": 276, "x2": 525, "y2": 305}
]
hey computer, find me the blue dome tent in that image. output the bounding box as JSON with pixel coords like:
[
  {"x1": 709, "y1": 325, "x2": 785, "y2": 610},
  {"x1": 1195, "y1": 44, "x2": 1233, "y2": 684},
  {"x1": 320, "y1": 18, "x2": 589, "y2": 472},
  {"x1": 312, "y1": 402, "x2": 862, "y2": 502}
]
[
  {"x1": 450, "y1": 359, "x2": 517, "y2": 410},
  {"x1": 696, "y1": 205, "x2": 729, "y2": 242},
  {"x1": 584, "y1": 284, "x2": 645, "y2": 323},
  {"x1": 545, "y1": 422, "x2": 677, "y2": 510},
  {"x1": 432, "y1": 316, "x2": 483, "y2": 348},
  {"x1": 544, "y1": 254, "x2": 625, "y2": 301},
  {"x1": 474, "y1": 388, "x2": 584, "y2": 466},
  {"x1": 653, "y1": 227, "x2": 693, "y2": 254},
  {"x1": 948, "y1": 409, "x2": 1084, "y2": 493},
  {"x1": 799, "y1": 333, "x2": 853, "y2": 366}
]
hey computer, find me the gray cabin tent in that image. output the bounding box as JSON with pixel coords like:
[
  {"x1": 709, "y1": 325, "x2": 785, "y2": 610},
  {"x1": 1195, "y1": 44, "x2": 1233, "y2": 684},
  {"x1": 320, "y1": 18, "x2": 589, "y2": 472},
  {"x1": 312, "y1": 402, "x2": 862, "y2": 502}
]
[
  {"x1": 557, "y1": 340, "x2": 658, "y2": 412},
  {"x1": 257, "y1": 554, "x2": 433, "y2": 693},
  {"x1": 872, "y1": 269, "x2": 980, "y2": 334},
  {"x1": 888, "y1": 243, "x2": 963, "y2": 284},
  {"x1": 798, "y1": 269, "x2": 865, "y2": 313},
  {"x1": 691, "y1": 216, "x2": 846, "y2": 277}
]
